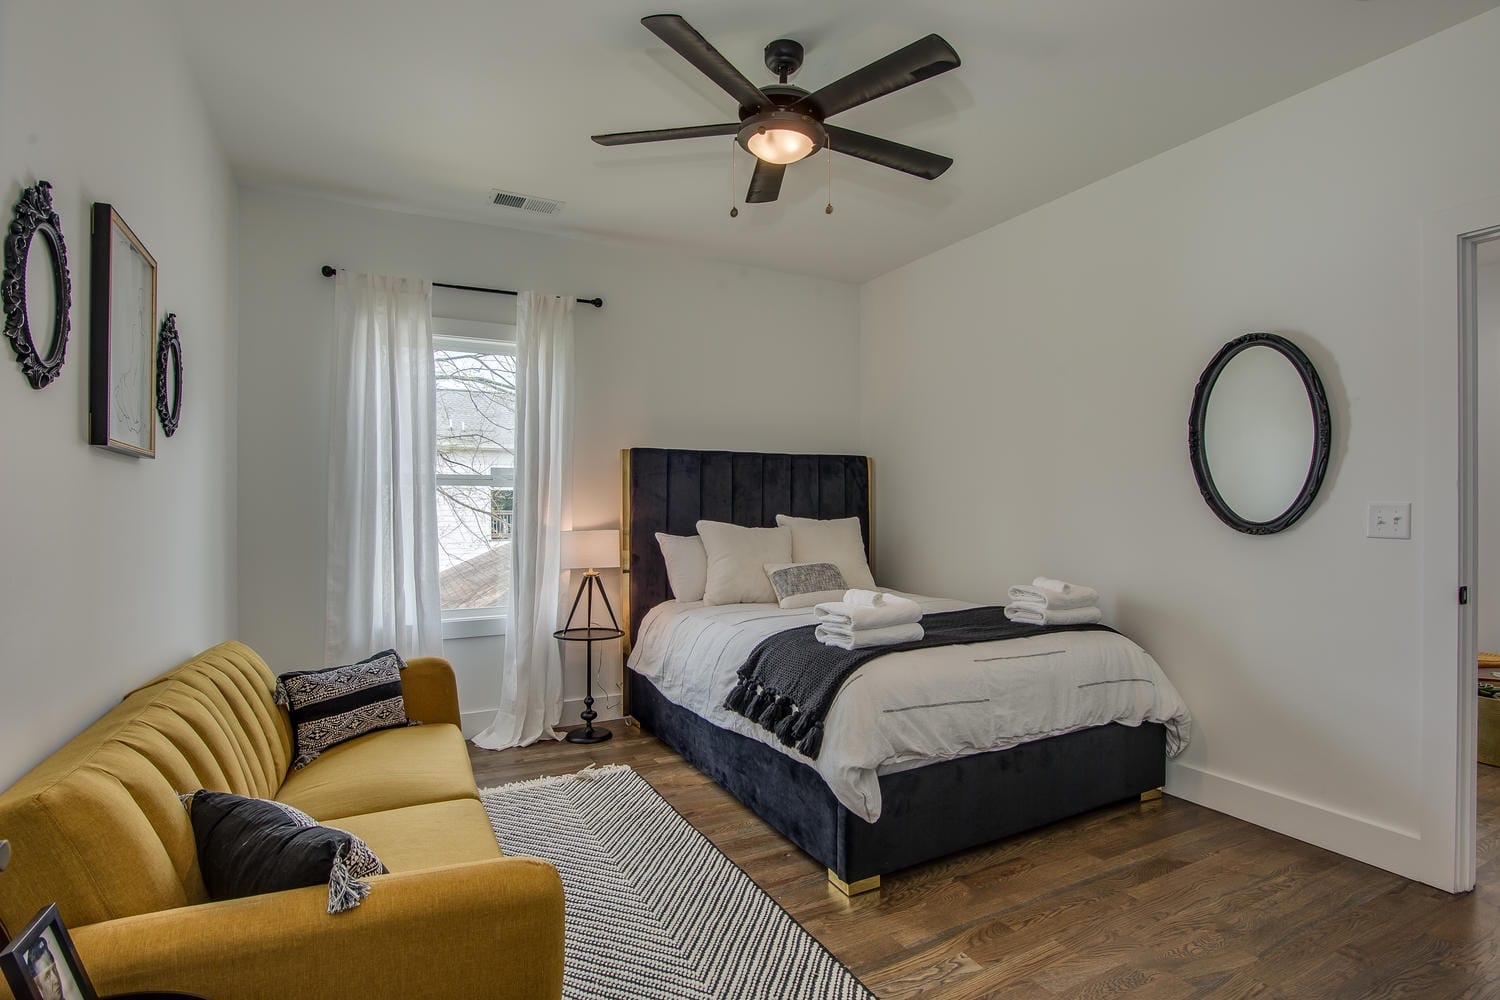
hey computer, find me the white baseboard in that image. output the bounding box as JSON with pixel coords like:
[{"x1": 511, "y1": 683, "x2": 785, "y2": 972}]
[
  {"x1": 1166, "y1": 761, "x2": 1444, "y2": 888},
  {"x1": 460, "y1": 696, "x2": 624, "y2": 740}
]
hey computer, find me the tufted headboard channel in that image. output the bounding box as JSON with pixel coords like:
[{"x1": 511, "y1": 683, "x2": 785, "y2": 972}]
[{"x1": 620, "y1": 448, "x2": 873, "y2": 655}]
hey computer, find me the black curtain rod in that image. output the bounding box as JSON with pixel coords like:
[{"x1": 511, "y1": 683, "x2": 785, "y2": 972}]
[{"x1": 319, "y1": 265, "x2": 603, "y2": 309}]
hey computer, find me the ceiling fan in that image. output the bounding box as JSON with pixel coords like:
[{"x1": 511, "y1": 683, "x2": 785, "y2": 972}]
[{"x1": 592, "y1": 14, "x2": 960, "y2": 205}]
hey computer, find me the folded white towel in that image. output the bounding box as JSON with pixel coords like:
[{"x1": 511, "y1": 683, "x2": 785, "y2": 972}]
[
  {"x1": 814, "y1": 594, "x2": 922, "y2": 629},
  {"x1": 843, "y1": 589, "x2": 887, "y2": 608},
  {"x1": 1003, "y1": 603, "x2": 1102, "y2": 626},
  {"x1": 1006, "y1": 577, "x2": 1100, "y2": 610},
  {"x1": 815, "y1": 622, "x2": 924, "y2": 650}
]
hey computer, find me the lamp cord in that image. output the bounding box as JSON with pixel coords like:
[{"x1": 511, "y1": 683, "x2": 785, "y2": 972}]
[
  {"x1": 825, "y1": 135, "x2": 834, "y2": 215},
  {"x1": 729, "y1": 137, "x2": 739, "y2": 219}
]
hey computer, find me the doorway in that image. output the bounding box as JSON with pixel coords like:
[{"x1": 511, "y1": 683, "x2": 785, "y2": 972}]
[
  {"x1": 1470, "y1": 234, "x2": 1500, "y2": 890},
  {"x1": 1450, "y1": 220, "x2": 1500, "y2": 893}
]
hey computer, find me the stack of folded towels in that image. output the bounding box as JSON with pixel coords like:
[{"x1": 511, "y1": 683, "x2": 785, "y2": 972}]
[
  {"x1": 1004, "y1": 577, "x2": 1102, "y2": 625},
  {"x1": 814, "y1": 590, "x2": 924, "y2": 650}
]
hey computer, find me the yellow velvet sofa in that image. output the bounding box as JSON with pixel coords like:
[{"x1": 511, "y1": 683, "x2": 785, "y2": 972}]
[{"x1": 0, "y1": 641, "x2": 565, "y2": 1000}]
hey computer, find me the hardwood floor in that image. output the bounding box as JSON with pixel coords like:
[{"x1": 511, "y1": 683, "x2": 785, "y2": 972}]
[{"x1": 469, "y1": 724, "x2": 1500, "y2": 999}]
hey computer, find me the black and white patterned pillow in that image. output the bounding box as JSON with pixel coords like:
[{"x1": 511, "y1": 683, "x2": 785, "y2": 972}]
[
  {"x1": 181, "y1": 790, "x2": 387, "y2": 913},
  {"x1": 276, "y1": 649, "x2": 414, "y2": 769},
  {"x1": 765, "y1": 562, "x2": 849, "y2": 610}
]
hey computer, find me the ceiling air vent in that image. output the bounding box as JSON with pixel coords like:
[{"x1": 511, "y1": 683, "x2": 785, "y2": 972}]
[{"x1": 489, "y1": 189, "x2": 564, "y2": 215}]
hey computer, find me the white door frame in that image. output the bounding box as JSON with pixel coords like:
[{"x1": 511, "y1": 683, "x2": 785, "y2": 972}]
[{"x1": 1421, "y1": 196, "x2": 1500, "y2": 893}]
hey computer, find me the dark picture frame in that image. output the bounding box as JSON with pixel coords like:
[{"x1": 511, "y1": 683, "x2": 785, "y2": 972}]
[
  {"x1": 1187, "y1": 332, "x2": 1332, "y2": 535},
  {"x1": 89, "y1": 203, "x2": 158, "y2": 458},
  {"x1": 155, "y1": 312, "x2": 182, "y2": 438},
  {"x1": 0, "y1": 904, "x2": 99, "y2": 1000},
  {"x1": 1, "y1": 181, "x2": 72, "y2": 389}
]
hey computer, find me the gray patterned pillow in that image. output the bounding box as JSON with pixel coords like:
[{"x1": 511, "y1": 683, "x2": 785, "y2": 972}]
[
  {"x1": 765, "y1": 562, "x2": 849, "y2": 610},
  {"x1": 275, "y1": 649, "x2": 415, "y2": 769}
]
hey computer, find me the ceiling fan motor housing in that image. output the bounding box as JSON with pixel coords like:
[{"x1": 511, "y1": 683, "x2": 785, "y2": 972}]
[{"x1": 764, "y1": 38, "x2": 805, "y2": 82}]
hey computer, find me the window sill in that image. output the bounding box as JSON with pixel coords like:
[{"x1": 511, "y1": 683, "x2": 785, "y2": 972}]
[{"x1": 441, "y1": 613, "x2": 509, "y2": 640}]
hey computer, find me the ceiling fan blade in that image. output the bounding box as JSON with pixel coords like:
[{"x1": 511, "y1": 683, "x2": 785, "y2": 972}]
[
  {"x1": 825, "y1": 126, "x2": 952, "y2": 179},
  {"x1": 745, "y1": 159, "x2": 785, "y2": 203},
  {"x1": 642, "y1": 14, "x2": 774, "y2": 113},
  {"x1": 592, "y1": 123, "x2": 740, "y2": 146},
  {"x1": 800, "y1": 34, "x2": 959, "y2": 119}
]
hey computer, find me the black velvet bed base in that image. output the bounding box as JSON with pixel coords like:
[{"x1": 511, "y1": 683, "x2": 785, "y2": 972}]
[{"x1": 630, "y1": 670, "x2": 1166, "y2": 883}]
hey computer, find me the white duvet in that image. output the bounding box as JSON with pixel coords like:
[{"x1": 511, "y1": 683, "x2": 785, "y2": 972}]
[{"x1": 627, "y1": 593, "x2": 1192, "y2": 823}]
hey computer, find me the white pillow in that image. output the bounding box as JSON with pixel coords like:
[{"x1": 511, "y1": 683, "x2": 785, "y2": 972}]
[
  {"x1": 655, "y1": 532, "x2": 707, "y2": 602},
  {"x1": 774, "y1": 514, "x2": 877, "y2": 591},
  {"x1": 764, "y1": 562, "x2": 849, "y2": 610},
  {"x1": 696, "y1": 520, "x2": 792, "y2": 605}
]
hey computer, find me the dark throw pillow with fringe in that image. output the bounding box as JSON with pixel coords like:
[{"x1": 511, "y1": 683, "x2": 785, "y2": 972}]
[
  {"x1": 182, "y1": 790, "x2": 386, "y2": 914},
  {"x1": 275, "y1": 648, "x2": 414, "y2": 769}
]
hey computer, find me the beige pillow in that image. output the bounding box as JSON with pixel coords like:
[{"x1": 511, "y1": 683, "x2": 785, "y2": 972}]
[
  {"x1": 655, "y1": 532, "x2": 707, "y2": 602},
  {"x1": 774, "y1": 515, "x2": 877, "y2": 591},
  {"x1": 697, "y1": 520, "x2": 792, "y2": 605}
]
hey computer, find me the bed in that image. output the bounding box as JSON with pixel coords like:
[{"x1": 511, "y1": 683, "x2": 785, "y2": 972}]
[{"x1": 620, "y1": 447, "x2": 1185, "y2": 894}]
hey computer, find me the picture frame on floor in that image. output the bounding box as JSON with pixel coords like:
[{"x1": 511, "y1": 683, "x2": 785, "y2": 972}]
[{"x1": 0, "y1": 903, "x2": 98, "y2": 1000}]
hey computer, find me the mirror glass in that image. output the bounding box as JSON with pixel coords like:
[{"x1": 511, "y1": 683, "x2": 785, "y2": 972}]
[
  {"x1": 24, "y1": 233, "x2": 57, "y2": 357},
  {"x1": 1202, "y1": 345, "x2": 1315, "y2": 524}
]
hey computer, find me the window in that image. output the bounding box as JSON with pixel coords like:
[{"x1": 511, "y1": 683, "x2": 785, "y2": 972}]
[
  {"x1": 434, "y1": 325, "x2": 516, "y2": 626},
  {"x1": 490, "y1": 487, "x2": 514, "y2": 540}
]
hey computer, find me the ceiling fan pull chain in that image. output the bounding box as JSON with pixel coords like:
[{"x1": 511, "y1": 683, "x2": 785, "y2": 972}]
[
  {"x1": 729, "y1": 137, "x2": 739, "y2": 218},
  {"x1": 825, "y1": 135, "x2": 834, "y2": 215}
]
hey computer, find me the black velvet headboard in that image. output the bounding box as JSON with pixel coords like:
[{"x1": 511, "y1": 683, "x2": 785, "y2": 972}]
[{"x1": 621, "y1": 448, "x2": 873, "y2": 652}]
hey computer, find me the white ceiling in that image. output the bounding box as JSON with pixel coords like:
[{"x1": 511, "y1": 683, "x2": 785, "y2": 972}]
[{"x1": 168, "y1": 0, "x2": 1498, "y2": 283}]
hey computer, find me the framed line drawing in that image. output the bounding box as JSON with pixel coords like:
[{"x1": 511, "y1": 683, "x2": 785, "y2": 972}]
[{"x1": 89, "y1": 203, "x2": 157, "y2": 457}]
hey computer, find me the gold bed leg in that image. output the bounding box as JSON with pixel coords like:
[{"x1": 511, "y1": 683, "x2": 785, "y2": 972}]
[
  {"x1": 828, "y1": 870, "x2": 881, "y2": 896},
  {"x1": 1140, "y1": 787, "x2": 1164, "y2": 802}
]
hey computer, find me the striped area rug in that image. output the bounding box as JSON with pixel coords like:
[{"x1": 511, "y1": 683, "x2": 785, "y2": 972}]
[{"x1": 482, "y1": 764, "x2": 873, "y2": 1000}]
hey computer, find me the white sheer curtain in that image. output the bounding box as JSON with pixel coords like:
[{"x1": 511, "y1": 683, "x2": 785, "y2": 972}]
[
  {"x1": 473, "y1": 292, "x2": 575, "y2": 750},
  {"x1": 325, "y1": 271, "x2": 444, "y2": 664}
]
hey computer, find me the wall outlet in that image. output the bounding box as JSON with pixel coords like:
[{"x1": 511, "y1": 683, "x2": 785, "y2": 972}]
[{"x1": 1367, "y1": 502, "x2": 1412, "y2": 539}]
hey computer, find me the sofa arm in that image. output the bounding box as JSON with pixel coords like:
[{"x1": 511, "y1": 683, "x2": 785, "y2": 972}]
[
  {"x1": 71, "y1": 857, "x2": 564, "y2": 1000},
  {"x1": 403, "y1": 655, "x2": 462, "y2": 727}
]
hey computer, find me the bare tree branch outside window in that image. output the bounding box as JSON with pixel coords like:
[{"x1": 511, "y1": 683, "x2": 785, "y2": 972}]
[{"x1": 435, "y1": 348, "x2": 517, "y2": 612}]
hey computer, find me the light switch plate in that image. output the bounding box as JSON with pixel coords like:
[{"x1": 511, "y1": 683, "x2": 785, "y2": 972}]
[{"x1": 1367, "y1": 502, "x2": 1412, "y2": 539}]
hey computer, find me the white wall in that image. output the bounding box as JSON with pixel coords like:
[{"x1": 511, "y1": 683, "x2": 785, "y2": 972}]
[
  {"x1": 860, "y1": 9, "x2": 1500, "y2": 887},
  {"x1": 236, "y1": 189, "x2": 860, "y2": 732},
  {"x1": 1478, "y1": 253, "x2": 1500, "y2": 653},
  {"x1": 0, "y1": 2, "x2": 238, "y2": 787}
]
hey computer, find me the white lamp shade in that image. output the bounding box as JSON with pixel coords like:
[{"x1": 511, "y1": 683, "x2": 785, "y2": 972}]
[{"x1": 561, "y1": 529, "x2": 620, "y2": 570}]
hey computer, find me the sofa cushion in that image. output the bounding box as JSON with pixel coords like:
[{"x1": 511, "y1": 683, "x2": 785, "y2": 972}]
[
  {"x1": 275, "y1": 723, "x2": 477, "y2": 821},
  {"x1": 328, "y1": 799, "x2": 501, "y2": 873}
]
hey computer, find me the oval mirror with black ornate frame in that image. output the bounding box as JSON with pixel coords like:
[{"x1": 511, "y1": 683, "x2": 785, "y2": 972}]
[
  {"x1": 1, "y1": 181, "x2": 72, "y2": 389},
  {"x1": 156, "y1": 312, "x2": 182, "y2": 437},
  {"x1": 1188, "y1": 333, "x2": 1332, "y2": 534}
]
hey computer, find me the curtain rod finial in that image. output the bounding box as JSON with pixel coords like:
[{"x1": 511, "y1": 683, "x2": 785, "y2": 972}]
[{"x1": 320, "y1": 265, "x2": 336, "y2": 277}]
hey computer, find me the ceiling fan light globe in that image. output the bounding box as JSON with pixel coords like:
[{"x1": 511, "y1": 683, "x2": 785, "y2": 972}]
[{"x1": 747, "y1": 127, "x2": 815, "y2": 165}]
